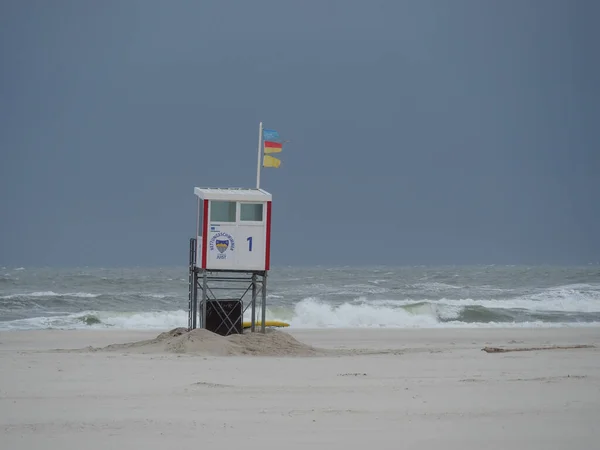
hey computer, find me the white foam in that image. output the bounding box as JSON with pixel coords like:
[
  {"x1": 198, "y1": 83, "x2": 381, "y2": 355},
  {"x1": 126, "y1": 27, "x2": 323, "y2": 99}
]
[
  {"x1": 1, "y1": 294, "x2": 599, "y2": 331},
  {"x1": 146, "y1": 293, "x2": 172, "y2": 299},
  {"x1": 369, "y1": 288, "x2": 600, "y2": 313},
  {"x1": 1, "y1": 309, "x2": 598, "y2": 331},
  {"x1": 407, "y1": 282, "x2": 462, "y2": 291},
  {"x1": 100, "y1": 310, "x2": 188, "y2": 329},
  {"x1": 0, "y1": 291, "x2": 99, "y2": 300},
  {"x1": 288, "y1": 298, "x2": 439, "y2": 328},
  {"x1": 280, "y1": 298, "x2": 600, "y2": 329},
  {"x1": 0, "y1": 310, "x2": 190, "y2": 331},
  {"x1": 0, "y1": 308, "x2": 285, "y2": 331}
]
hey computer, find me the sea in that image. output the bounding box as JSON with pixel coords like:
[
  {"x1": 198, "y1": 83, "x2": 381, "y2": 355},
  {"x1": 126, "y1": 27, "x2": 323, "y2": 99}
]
[{"x1": 1, "y1": 265, "x2": 600, "y2": 331}]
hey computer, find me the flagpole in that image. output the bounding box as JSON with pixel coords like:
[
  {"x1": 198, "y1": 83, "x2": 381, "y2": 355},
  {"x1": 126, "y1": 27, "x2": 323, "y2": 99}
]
[{"x1": 256, "y1": 121, "x2": 263, "y2": 189}]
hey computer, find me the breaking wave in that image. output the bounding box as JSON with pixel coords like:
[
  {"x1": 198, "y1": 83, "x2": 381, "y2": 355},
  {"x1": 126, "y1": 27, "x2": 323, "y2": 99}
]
[
  {"x1": 1, "y1": 266, "x2": 599, "y2": 331},
  {"x1": 0, "y1": 291, "x2": 99, "y2": 300},
  {"x1": 2, "y1": 295, "x2": 599, "y2": 331}
]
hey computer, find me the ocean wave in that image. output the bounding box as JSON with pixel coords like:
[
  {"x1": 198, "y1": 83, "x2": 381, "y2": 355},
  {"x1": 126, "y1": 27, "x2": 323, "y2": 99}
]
[
  {"x1": 2, "y1": 298, "x2": 599, "y2": 331},
  {"x1": 286, "y1": 298, "x2": 600, "y2": 328},
  {"x1": 0, "y1": 310, "x2": 190, "y2": 331},
  {"x1": 0, "y1": 291, "x2": 100, "y2": 300},
  {"x1": 405, "y1": 282, "x2": 463, "y2": 291},
  {"x1": 369, "y1": 296, "x2": 600, "y2": 313},
  {"x1": 145, "y1": 293, "x2": 172, "y2": 299},
  {"x1": 1, "y1": 273, "x2": 599, "y2": 331},
  {"x1": 283, "y1": 298, "x2": 600, "y2": 328},
  {"x1": 288, "y1": 298, "x2": 438, "y2": 328}
]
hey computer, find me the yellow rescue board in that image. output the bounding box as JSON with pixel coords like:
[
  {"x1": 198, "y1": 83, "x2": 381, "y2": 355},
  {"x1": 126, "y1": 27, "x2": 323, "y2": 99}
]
[{"x1": 242, "y1": 320, "x2": 290, "y2": 329}]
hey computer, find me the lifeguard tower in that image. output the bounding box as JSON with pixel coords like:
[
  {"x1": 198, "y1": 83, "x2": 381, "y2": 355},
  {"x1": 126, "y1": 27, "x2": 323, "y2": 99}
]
[{"x1": 188, "y1": 187, "x2": 273, "y2": 335}]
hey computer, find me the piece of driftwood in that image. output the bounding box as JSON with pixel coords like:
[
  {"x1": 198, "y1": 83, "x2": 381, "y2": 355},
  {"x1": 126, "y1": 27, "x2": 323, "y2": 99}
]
[{"x1": 482, "y1": 344, "x2": 595, "y2": 353}]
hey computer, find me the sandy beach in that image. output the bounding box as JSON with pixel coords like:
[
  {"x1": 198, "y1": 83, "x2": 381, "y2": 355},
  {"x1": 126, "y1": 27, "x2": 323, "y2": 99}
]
[{"x1": 1, "y1": 327, "x2": 600, "y2": 449}]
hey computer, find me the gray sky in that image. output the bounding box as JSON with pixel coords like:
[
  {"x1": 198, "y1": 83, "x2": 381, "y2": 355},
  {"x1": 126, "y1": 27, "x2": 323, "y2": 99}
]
[{"x1": 1, "y1": 0, "x2": 598, "y2": 267}]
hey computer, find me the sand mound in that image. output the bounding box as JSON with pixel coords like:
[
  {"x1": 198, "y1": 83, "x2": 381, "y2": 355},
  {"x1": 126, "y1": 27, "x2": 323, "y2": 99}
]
[
  {"x1": 227, "y1": 329, "x2": 320, "y2": 356},
  {"x1": 82, "y1": 328, "x2": 322, "y2": 357}
]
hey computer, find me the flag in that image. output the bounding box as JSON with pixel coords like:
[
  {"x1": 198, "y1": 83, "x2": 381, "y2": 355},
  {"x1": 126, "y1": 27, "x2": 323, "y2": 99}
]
[
  {"x1": 263, "y1": 129, "x2": 280, "y2": 141},
  {"x1": 261, "y1": 126, "x2": 284, "y2": 168},
  {"x1": 264, "y1": 140, "x2": 282, "y2": 154},
  {"x1": 263, "y1": 154, "x2": 281, "y2": 168}
]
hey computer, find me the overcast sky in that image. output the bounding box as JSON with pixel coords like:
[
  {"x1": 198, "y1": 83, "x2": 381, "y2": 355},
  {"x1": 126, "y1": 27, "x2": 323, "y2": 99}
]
[{"x1": 1, "y1": 0, "x2": 598, "y2": 267}]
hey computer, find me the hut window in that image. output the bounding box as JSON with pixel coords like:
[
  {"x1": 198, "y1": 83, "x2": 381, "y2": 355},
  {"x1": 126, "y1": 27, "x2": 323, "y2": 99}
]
[
  {"x1": 210, "y1": 201, "x2": 236, "y2": 222},
  {"x1": 240, "y1": 203, "x2": 263, "y2": 221}
]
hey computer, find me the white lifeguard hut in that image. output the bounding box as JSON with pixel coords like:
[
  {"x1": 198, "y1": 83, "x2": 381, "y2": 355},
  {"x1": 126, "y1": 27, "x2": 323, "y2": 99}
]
[
  {"x1": 193, "y1": 187, "x2": 272, "y2": 272},
  {"x1": 187, "y1": 122, "x2": 284, "y2": 335}
]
